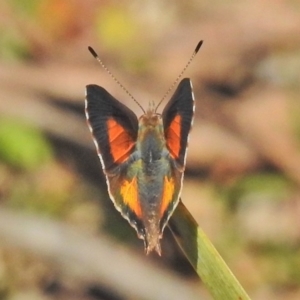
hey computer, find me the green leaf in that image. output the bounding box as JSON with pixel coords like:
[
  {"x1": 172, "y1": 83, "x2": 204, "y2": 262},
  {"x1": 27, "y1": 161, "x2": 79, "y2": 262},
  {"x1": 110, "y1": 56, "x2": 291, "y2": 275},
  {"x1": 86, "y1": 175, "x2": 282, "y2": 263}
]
[
  {"x1": 0, "y1": 118, "x2": 53, "y2": 170},
  {"x1": 169, "y1": 201, "x2": 251, "y2": 300}
]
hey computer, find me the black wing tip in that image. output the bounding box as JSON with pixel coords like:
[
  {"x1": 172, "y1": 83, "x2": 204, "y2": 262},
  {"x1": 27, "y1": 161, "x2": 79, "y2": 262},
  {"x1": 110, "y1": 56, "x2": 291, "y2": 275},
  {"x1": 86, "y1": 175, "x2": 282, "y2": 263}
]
[
  {"x1": 180, "y1": 78, "x2": 191, "y2": 84},
  {"x1": 86, "y1": 84, "x2": 98, "y2": 89},
  {"x1": 195, "y1": 40, "x2": 204, "y2": 53},
  {"x1": 88, "y1": 46, "x2": 98, "y2": 58},
  {"x1": 86, "y1": 84, "x2": 106, "y2": 92}
]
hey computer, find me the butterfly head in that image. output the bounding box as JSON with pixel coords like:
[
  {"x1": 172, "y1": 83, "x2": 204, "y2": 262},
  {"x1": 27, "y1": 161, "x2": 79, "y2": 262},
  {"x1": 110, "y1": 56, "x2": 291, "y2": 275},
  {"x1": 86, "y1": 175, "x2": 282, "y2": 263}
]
[{"x1": 139, "y1": 109, "x2": 161, "y2": 126}]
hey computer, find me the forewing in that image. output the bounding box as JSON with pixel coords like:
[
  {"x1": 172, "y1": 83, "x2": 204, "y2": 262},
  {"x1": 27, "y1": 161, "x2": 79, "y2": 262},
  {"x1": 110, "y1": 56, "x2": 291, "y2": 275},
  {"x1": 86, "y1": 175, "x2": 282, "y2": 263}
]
[
  {"x1": 85, "y1": 84, "x2": 139, "y2": 173},
  {"x1": 162, "y1": 78, "x2": 194, "y2": 170}
]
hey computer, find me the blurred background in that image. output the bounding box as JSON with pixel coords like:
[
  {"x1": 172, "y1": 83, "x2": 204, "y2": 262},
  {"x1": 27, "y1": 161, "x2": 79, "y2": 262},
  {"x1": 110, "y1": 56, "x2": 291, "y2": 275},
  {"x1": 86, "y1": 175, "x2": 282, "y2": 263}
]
[{"x1": 0, "y1": 0, "x2": 300, "y2": 299}]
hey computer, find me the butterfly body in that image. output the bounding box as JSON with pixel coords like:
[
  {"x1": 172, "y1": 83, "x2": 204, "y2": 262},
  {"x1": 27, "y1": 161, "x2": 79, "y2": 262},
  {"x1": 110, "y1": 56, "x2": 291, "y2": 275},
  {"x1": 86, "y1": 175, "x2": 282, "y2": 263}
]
[{"x1": 85, "y1": 78, "x2": 194, "y2": 255}]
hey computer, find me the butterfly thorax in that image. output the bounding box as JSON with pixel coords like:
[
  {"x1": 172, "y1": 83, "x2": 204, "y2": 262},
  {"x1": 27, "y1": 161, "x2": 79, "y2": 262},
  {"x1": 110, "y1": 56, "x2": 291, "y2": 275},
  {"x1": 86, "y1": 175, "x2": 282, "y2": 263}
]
[{"x1": 137, "y1": 111, "x2": 167, "y2": 167}]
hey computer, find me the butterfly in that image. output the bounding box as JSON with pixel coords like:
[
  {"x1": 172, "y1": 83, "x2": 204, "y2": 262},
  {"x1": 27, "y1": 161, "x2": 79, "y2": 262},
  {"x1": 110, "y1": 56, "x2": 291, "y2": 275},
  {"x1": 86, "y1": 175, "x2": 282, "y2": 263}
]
[{"x1": 85, "y1": 41, "x2": 202, "y2": 255}]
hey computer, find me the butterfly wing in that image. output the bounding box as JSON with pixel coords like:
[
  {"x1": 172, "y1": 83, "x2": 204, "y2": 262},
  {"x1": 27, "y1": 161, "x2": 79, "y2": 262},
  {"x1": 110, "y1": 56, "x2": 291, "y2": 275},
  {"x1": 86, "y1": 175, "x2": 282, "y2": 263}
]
[
  {"x1": 85, "y1": 84, "x2": 138, "y2": 174},
  {"x1": 158, "y1": 78, "x2": 194, "y2": 234},
  {"x1": 86, "y1": 85, "x2": 149, "y2": 244},
  {"x1": 162, "y1": 78, "x2": 194, "y2": 170}
]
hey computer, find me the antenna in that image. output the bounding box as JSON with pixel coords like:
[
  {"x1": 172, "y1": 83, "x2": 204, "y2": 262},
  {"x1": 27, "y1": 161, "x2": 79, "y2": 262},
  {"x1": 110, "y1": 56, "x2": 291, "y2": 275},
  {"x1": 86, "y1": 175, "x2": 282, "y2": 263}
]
[
  {"x1": 155, "y1": 40, "x2": 203, "y2": 112},
  {"x1": 88, "y1": 46, "x2": 145, "y2": 113}
]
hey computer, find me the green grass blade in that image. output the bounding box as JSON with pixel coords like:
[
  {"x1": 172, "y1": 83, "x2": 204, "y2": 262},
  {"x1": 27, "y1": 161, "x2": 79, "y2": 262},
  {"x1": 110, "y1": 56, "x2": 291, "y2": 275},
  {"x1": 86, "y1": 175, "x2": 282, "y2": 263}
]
[{"x1": 168, "y1": 201, "x2": 251, "y2": 300}]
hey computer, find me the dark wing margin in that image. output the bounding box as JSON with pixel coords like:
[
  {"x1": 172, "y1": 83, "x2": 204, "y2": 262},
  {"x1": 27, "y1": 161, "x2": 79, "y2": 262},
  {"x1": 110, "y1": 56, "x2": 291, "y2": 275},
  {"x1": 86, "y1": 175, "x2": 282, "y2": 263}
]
[
  {"x1": 85, "y1": 84, "x2": 139, "y2": 172},
  {"x1": 162, "y1": 78, "x2": 194, "y2": 169}
]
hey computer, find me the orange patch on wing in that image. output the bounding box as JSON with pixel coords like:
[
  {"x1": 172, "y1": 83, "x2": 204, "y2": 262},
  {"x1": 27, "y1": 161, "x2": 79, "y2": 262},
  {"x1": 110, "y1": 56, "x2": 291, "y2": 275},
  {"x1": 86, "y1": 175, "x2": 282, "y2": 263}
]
[
  {"x1": 120, "y1": 177, "x2": 142, "y2": 217},
  {"x1": 165, "y1": 115, "x2": 181, "y2": 159},
  {"x1": 107, "y1": 118, "x2": 135, "y2": 163},
  {"x1": 160, "y1": 176, "x2": 175, "y2": 217}
]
